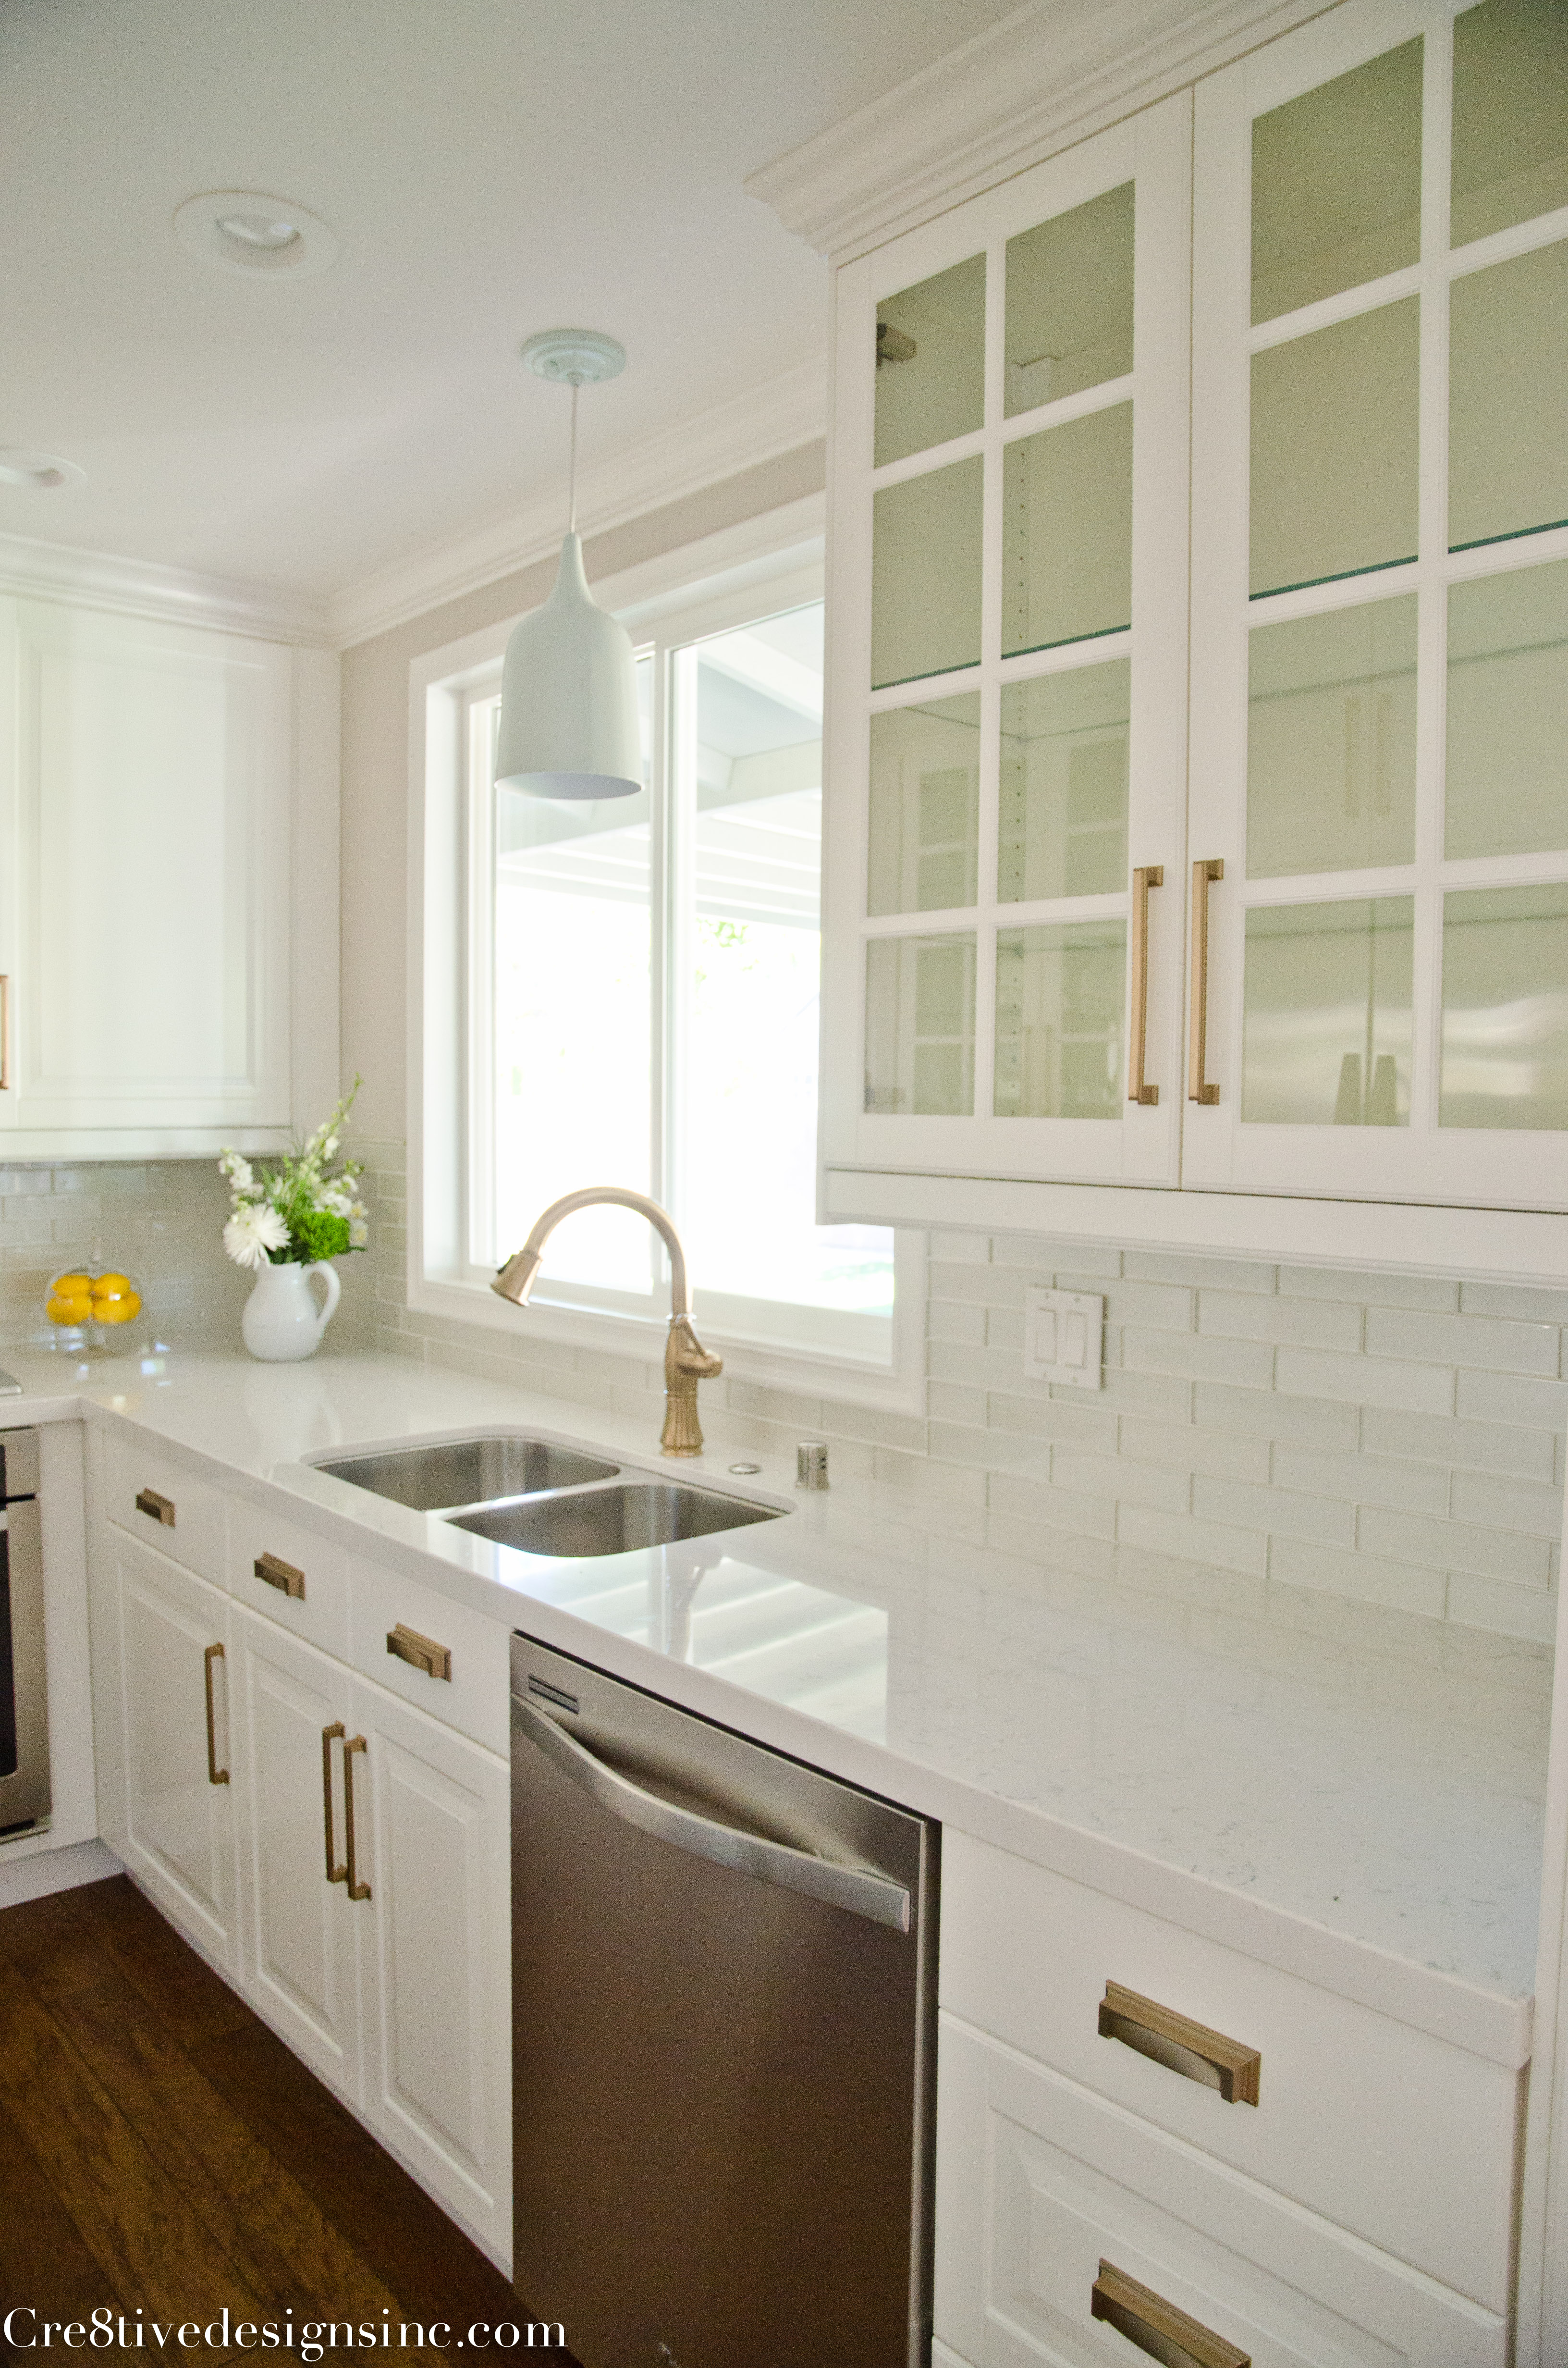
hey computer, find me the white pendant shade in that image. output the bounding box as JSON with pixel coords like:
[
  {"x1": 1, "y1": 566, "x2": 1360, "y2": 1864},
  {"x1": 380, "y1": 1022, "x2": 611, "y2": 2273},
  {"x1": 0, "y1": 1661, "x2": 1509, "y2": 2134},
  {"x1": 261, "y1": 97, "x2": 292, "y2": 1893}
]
[{"x1": 494, "y1": 530, "x2": 641, "y2": 800}]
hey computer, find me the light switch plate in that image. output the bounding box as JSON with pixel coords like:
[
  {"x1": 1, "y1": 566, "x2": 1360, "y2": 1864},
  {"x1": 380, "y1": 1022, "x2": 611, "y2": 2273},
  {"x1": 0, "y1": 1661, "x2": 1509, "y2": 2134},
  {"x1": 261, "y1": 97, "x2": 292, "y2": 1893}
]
[{"x1": 1023, "y1": 1288, "x2": 1104, "y2": 1390}]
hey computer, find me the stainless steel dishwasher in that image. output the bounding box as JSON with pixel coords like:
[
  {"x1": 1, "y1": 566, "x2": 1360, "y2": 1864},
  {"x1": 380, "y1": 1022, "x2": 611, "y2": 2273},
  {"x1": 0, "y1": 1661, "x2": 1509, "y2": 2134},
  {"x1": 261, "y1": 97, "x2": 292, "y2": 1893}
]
[{"x1": 510, "y1": 1633, "x2": 938, "y2": 2368}]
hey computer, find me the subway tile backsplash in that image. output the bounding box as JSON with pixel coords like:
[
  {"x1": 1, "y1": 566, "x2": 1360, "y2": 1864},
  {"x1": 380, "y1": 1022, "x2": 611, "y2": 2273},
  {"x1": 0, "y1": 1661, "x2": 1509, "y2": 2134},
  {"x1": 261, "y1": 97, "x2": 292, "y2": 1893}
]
[
  {"x1": 340, "y1": 1140, "x2": 1564, "y2": 1648},
  {"x1": 0, "y1": 1159, "x2": 249, "y2": 1348}
]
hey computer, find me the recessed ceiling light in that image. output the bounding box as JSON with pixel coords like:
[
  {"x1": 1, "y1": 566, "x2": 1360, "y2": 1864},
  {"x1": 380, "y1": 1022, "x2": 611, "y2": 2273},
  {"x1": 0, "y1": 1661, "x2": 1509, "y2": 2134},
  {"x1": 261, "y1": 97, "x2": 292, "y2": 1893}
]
[
  {"x1": 0, "y1": 448, "x2": 86, "y2": 491},
  {"x1": 174, "y1": 190, "x2": 336, "y2": 278}
]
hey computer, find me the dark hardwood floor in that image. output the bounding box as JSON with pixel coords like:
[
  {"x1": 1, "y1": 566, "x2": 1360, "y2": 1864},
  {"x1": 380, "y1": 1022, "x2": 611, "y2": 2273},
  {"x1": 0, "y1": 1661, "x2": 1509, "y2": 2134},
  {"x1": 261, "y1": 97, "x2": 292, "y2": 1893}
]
[{"x1": 0, "y1": 1875, "x2": 553, "y2": 2365}]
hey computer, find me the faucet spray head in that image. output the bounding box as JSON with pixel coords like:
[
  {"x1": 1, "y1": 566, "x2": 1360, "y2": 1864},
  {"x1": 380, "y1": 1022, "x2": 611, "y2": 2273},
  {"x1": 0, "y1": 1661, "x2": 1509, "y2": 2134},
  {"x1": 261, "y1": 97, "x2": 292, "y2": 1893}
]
[{"x1": 492, "y1": 1247, "x2": 545, "y2": 1306}]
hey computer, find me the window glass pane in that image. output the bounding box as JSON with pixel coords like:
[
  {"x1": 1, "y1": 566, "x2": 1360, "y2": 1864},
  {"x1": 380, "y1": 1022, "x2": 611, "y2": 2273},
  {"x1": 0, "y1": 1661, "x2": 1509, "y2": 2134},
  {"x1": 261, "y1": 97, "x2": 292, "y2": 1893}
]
[
  {"x1": 1247, "y1": 595, "x2": 1417, "y2": 876},
  {"x1": 999, "y1": 660, "x2": 1129, "y2": 902},
  {"x1": 868, "y1": 693, "x2": 980, "y2": 917},
  {"x1": 1251, "y1": 40, "x2": 1423, "y2": 325},
  {"x1": 1449, "y1": 241, "x2": 1568, "y2": 552},
  {"x1": 865, "y1": 934, "x2": 976, "y2": 1115},
  {"x1": 994, "y1": 920, "x2": 1126, "y2": 1118},
  {"x1": 875, "y1": 255, "x2": 985, "y2": 468},
  {"x1": 1441, "y1": 884, "x2": 1568, "y2": 1128},
  {"x1": 1250, "y1": 299, "x2": 1419, "y2": 596},
  {"x1": 1004, "y1": 183, "x2": 1134, "y2": 416},
  {"x1": 686, "y1": 606, "x2": 893, "y2": 1318},
  {"x1": 492, "y1": 667, "x2": 653, "y2": 1289},
  {"x1": 871, "y1": 456, "x2": 983, "y2": 689},
  {"x1": 1002, "y1": 401, "x2": 1132, "y2": 656},
  {"x1": 1452, "y1": 0, "x2": 1568, "y2": 247},
  {"x1": 1242, "y1": 897, "x2": 1413, "y2": 1124},
  {"x1": 1447, "y1": 560, "x2": 1568, "y2": 858}
]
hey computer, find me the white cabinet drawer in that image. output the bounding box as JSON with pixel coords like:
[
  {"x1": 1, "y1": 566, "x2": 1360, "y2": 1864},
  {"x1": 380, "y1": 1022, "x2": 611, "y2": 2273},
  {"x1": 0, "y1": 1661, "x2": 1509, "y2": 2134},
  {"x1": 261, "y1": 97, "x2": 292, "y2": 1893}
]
[
  {"x1": 935, "y1": 2018, "x2": 1509, "y2": 2368},
  {"x1": 102, "y1": 1431, "x2": 226, "y2": 1586},
  {"x1": 939, "y1": 1832, "x2": 1519, "y2": 2311},
  {"x1": 348, "y1": 1557, "x2": 509, "y2": 1756},
  {"x1": 228, "y1": 1496, "x2": 350, "y2": 1662}
]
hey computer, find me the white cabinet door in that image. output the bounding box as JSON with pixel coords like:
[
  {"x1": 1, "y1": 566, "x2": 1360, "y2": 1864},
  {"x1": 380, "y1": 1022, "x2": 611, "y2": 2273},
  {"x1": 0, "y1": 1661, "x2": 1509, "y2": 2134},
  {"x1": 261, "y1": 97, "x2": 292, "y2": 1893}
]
[
  {"x1": 230, "y1": 1605, "x2": 363, "y2": 2104},
  {"x1": 351, "y1": 1675, "x2": 512, "y2": 2255},
  {"x1": 820, "y1": 90, "x2": 1193, "y2": 1195},
  {"x1": 107, "y1": 1526, "x2": 240, "y2": 1976},
  {"x1": 0, "y1": 595, "x2": 292, "y2": 1143},
  {"x1": 1186, "y1": 0, "x2": 1568, "y2": 1209}
]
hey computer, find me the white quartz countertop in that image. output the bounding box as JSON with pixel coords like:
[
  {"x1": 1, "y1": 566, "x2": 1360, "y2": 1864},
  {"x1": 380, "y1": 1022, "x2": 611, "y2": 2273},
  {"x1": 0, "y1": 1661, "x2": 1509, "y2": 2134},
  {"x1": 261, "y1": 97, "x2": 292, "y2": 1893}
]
[{"x1": 1, "y1": 1338, "x2": 1548, "y2": 2065}]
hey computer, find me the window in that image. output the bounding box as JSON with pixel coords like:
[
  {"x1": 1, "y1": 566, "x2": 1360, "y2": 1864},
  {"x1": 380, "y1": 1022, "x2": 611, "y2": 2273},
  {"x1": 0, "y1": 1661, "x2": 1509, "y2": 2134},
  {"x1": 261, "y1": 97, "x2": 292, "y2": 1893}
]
[{"x1": 452, "y1": 575, "x2": 898, "y2": 1371}]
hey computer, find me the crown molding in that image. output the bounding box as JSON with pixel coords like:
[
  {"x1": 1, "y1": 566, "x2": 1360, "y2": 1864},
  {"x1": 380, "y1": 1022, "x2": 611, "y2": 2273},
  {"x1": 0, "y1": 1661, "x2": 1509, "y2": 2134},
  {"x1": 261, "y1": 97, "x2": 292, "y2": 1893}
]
[
  {"x1": 0, "y1": 528, "x2": 331, "y2": 644},
  {"x1": 326, "y1": 356, "x2": 828, "y2": 650},
  {"x1": 746, "y1": 0, "x2": 1336, "y2": 260}
]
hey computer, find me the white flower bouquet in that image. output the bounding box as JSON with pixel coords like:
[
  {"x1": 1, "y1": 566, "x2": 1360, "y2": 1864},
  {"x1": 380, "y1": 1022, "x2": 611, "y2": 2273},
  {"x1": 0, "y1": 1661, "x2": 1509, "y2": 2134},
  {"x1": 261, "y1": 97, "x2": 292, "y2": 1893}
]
[{"x1": 220, "y1": 1081, "x2": 369, "y2": 1272}]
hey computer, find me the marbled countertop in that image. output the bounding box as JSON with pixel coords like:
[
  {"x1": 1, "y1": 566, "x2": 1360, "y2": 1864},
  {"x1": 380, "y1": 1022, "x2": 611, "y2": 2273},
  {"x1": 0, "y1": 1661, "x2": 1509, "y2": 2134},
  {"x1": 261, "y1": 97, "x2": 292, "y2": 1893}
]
[{"x1": 2, "y1": 1338, "x2": 1551, "y2": 2062}]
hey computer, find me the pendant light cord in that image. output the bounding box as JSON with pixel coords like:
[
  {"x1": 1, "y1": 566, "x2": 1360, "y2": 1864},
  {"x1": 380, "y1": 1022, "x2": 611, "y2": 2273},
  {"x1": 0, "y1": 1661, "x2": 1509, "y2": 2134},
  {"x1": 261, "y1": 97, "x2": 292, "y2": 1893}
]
[{"x1": 568, "y1": 379, "x2": 579, "y2": 534}]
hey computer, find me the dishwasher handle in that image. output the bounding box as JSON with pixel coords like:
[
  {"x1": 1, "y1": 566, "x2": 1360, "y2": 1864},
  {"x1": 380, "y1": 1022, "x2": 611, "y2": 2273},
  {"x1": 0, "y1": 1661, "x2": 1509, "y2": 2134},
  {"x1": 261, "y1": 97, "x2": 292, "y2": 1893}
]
[{"x1": 514, "y1": 1694, "x2": 912, "y2": 1933}]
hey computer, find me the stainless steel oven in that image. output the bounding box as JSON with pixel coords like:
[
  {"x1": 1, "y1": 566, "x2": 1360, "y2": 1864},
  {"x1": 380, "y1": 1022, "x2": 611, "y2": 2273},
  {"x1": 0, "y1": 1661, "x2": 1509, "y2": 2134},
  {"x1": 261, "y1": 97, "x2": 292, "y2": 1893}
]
[{"x1": 0, "y1": 1428, "x2": 49, "y2": 1838}]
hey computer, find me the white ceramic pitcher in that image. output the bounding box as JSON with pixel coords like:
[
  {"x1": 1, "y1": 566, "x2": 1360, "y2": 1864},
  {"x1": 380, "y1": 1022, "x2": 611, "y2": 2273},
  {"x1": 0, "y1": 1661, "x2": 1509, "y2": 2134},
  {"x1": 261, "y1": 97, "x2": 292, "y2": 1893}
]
[{"x1": 241, "y1": 1259, "x2": 342, "y2": 1362}]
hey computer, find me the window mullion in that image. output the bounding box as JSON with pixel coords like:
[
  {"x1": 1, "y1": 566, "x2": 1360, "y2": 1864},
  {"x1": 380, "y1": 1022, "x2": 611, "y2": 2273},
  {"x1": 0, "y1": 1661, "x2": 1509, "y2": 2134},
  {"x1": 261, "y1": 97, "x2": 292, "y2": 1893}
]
[{"x1": 664, "y1": 642, "x2": 700, "y2": 1270}]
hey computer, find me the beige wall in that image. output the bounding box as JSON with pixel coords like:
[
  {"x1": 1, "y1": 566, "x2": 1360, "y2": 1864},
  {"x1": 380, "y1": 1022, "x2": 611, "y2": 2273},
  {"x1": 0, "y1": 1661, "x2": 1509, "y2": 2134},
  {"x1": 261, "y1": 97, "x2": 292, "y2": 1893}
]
[{"x1": 339, "y1": 438, "x2": 827, "y2": 1141}]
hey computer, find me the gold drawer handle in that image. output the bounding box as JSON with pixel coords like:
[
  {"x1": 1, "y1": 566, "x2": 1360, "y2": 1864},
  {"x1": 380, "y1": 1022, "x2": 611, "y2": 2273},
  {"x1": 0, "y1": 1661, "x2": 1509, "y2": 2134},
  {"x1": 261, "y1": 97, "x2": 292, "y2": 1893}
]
[
  {"x1": 1099, "y1": 1980, "x2": 1261, "y2": 2106},
  {"x1": 321, "y1": 1721, "x2": 347, "y2": 1884},
  {"x1": 136, "y1": 1487, "x2": 176, "y2": 1527},
  {"x1": 387, "y1": 1623, "x2": 452, "y2": 1682},
  {"x1": 1188, "y1": 855, "x2": 1223, "y2": 1105},
  {"x1": 1127, "y1": 863, "x2": 1163, "y2": 1106},
  {"x1": 203, "y1": 1643, "x2": 230, "y2": 1787},
  {"x1": 1092, "y1": 2261, "x2": 1249, "y2": 2368},
  {"x1": 343, "y1": 1734, "x2": 371, "y2": 1901},
  {"x1": 254, "y1": 1550, "x2": 306, "y2": 1600}
]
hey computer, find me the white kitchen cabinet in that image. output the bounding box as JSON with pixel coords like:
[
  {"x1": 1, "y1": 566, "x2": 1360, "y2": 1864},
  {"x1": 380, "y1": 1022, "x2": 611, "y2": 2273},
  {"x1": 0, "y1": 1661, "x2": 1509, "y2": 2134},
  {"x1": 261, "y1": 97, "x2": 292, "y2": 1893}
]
[
  {"x1": 935, "y1": 2015, "x2": 1511, "y2": 2368},
  {"x1": 0, "y1": 593, "x2": 338, "y2": 1154},
  {"x1": 97, "y1": 1523, "x2": 241, "y2": 1977},
  {"x1": 820, "y1": 93, "x2": 1192, "y2": 1195},
  {"x1": 352, "y1": 1677, "x2": 512, "y2": 2255},
  {"x1": 814, "y1": 0, "x2": 1568, "y2": 1270},
  {"x1": 230, "y1": 1605, "x2": 363, "y2": 2104}
]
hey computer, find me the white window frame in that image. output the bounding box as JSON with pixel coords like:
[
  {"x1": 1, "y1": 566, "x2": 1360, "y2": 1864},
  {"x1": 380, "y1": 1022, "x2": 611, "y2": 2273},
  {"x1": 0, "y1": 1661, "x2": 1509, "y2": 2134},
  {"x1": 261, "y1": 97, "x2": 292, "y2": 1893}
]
[{"x1": 408, "y1": 495, "x2": 926, "y2": 1412}]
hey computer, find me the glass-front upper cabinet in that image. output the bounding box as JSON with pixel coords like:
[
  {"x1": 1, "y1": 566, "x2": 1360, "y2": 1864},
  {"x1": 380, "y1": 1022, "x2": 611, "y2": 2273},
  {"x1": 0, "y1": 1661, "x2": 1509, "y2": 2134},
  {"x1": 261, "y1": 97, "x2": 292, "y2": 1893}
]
[
  {"x1": 1187, "y1": 0, "x2": 1568, "y2": 1208},
  {"x1": 820, "y1": 96, "x2": 1193, "y2": 1189}
]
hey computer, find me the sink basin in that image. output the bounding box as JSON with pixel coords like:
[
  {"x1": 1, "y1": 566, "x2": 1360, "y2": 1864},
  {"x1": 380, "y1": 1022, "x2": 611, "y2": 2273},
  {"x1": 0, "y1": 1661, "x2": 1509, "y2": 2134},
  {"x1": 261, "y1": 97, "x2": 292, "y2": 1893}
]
[
  {"x1": 315, "y1": 1434, "x2": 619, "y2": 1512},
  {"x1": 448, "y1": 1480, "x2": 782, "y2": 1558}
]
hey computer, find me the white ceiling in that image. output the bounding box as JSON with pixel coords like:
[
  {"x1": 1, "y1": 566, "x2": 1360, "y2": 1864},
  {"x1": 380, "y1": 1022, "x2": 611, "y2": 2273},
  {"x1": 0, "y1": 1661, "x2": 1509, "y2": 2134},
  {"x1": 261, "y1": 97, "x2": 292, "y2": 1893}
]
[{"x1": 0, "y1": 0, "x2": 1023, "y2": 600}]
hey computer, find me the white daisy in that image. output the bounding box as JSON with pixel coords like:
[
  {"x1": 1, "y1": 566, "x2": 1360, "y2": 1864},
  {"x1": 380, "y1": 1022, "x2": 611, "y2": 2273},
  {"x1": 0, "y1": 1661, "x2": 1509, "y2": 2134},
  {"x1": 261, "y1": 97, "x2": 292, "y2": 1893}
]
[{"x1": 223, "y1": 1203, "x2": 290, "y2": 1271}]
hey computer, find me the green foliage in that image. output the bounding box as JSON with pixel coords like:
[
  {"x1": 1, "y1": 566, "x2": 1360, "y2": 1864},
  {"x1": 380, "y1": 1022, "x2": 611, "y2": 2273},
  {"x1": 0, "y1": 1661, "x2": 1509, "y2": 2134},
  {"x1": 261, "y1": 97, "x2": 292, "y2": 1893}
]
[{"x1": 290, "y1": 1209, "x2": 353, "y2": 1263}]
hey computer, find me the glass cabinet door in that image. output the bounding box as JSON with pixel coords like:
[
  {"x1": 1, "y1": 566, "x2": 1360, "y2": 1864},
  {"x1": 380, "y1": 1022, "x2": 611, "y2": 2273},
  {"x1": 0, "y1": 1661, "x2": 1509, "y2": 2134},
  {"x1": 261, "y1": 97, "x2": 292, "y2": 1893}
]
[
  {"x1": 821, "y1": 95, "x2": 1193, "y2": 1188},
  {"x1": 1187, "y1": 0, "x2": 1568, "y2": 1208}
]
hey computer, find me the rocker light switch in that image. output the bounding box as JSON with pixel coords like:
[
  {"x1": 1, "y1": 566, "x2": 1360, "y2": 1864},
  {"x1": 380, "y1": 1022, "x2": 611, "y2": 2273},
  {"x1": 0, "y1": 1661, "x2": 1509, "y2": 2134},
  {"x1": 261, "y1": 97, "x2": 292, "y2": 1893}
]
[{"x1": 1023, "y1": 1288, "x2": 1104, "y2": 1390}]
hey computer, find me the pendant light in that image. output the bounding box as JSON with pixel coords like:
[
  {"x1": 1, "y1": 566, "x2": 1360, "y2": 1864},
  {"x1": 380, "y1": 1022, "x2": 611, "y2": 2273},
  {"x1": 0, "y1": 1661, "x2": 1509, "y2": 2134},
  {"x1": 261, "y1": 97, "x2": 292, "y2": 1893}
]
[{"x1": 493, "y1": 329, "x2": 642, "y2": 802}]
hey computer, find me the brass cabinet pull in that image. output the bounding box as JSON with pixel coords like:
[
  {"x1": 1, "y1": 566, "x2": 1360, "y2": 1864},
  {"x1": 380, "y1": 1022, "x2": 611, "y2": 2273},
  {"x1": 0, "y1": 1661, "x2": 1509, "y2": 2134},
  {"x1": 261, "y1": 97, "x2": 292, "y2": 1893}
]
[
  {"x1": 343, "y1": 1735, "x2": 371, "y2": 1900},
  {"x1": 1127, "y1": 863, "x2": 1164, "y2": 1107},
  {"x1": 386, "y1": 1622, "x2": 452, "y2": 1681},
  {"x1": 0, "y1": 973, "x2": 9, "y2": 1090},
  {"x1": 1099, "y1": 1980, "x2": 1261, "y2": 2104},
  {"x1": 1188, "y1": 856, "x2": 1223, "y2": 1105},
  {"x1": 136, "y1": 1487, "x2": 176, "y2": 1527},
  {"x1": 321, "y1": 1721, "x2": 347, "y2": 1884},
  {"x1": 1092, "y1": 2261, "x2": 1249, "y2": 2368},
  {"x1": 203, "y1": 1643, "x2": 230, "y2": 1786},
  {"x1": 255, "y1": 1551, "x2": 306, "y2": 1600}
]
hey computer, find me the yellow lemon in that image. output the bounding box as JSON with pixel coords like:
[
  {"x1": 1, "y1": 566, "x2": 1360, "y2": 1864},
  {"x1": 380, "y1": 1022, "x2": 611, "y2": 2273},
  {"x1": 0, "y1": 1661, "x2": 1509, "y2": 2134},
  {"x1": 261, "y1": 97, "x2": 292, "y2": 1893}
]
[
  {"x1": 91, "y1": 1272, "x2": 135, "y2": 1301},
  {"x1": 97, "y1": 1291, "x2": 141, "y2": 1324},
  {"x1": 46, "y1": 1292, "x2": 93, "y2": 1326}
]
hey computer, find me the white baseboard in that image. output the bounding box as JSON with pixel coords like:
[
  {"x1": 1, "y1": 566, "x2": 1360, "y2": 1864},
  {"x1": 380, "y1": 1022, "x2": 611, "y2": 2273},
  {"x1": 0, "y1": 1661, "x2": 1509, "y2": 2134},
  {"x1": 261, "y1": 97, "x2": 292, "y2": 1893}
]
[{"x1": 0, "y1": 1835, "x2": 122, "y2": 1909}]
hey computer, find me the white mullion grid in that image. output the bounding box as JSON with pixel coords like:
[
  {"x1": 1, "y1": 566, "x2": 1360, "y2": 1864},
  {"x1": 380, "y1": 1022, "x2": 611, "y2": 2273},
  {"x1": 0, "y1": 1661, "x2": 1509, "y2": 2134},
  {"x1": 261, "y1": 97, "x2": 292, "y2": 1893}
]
[
  {"x1": 463, "y1": 687, "x2": 498, "y2": 1268},
  {"x1": 657, "y1": 638, "x2": 693, "y2": 1298},
  {"x1": 997, "y1": 627, "x2": 1133, "y2": 684},
  {"x1": 870, "y1": 426, "x2": 984, "y2": 493},
  {"x1": 866, "y1": 664, "x2": 981, "y2": 714},
  {"x1": 1245, "y1": 263, "x2": 1423, "y2": 355},
  {"x1": 970, "y1": 225, "x2": 1008, "y2": 1125}
]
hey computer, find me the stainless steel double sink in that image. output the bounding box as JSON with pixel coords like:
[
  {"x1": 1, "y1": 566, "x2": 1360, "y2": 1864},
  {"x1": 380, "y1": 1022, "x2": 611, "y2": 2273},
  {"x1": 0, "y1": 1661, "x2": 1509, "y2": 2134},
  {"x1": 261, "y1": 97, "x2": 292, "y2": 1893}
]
[{"x1": 313, "y1": 1432, "x2": 784, "y2": 1559}]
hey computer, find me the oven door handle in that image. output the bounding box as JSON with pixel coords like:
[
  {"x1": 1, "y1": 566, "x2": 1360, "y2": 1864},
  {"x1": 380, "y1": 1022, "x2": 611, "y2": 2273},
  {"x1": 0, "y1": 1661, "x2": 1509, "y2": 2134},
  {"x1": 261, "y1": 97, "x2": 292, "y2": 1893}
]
[{"x1": 513, "y1": 1694, "x2": 911, "y2": 1933}]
